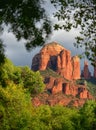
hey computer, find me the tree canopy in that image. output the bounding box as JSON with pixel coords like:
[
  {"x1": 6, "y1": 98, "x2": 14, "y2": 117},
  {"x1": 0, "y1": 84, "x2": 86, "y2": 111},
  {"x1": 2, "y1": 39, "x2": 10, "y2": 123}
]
[
  {"x1": 0, "y1": 0, "x2": 96, "y2": 65},
  {"x1": 0, "y1": 0, "x2": 52, "y2": 50}
]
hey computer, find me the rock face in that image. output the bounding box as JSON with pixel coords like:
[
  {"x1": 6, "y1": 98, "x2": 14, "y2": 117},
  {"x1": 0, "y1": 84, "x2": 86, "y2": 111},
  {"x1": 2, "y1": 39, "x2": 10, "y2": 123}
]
[
  {"x1": 32, "y1": 77, "x2": 93, "y2": 107},
  {"x1": 81, "y1": 61, "x2": 91, "y2": 79},
  {"x1": 32, "y1": 42, "x2": 94, "y2": 107},
  {"x1": 45, "y1": 77, "x2": 92, "y2": 99},
  {"x1": 32, "y1": 42, "x2": 80, "y2": 80}
]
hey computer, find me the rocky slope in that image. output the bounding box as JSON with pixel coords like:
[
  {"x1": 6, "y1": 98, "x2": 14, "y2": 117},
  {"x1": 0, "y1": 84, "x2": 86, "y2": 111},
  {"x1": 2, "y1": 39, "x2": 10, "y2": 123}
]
[
  {"x1": 32, "y1": 42, "x2": 94, "y2": 107},
  {"x1": 32, "y1": 69, "x2": 93, "y2": 107}
]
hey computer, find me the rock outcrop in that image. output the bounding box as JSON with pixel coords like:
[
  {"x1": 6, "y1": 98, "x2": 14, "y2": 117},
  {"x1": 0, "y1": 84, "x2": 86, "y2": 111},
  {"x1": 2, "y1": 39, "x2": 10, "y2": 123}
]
[
  {"x1": 32, "y1": 77, "x2": 93, "y2": 107},
  {"x1": 81, "y1": 61, "x2": 91, "y2": 79},
  {"x1": 32, "y1": 42, "x2": 80, "y2": 80},
  {"x1": 32, "y1": 42, "x2": 94, "y2": 107},
  {"x1": 45, "y1": 77, "x2": 93, "y2": 99}
]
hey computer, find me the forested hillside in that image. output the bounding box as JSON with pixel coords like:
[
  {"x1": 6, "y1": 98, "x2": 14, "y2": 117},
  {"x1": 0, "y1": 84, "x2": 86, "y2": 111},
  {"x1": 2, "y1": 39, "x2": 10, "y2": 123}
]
[{"x1": 0, "y1": 58, "x2": 96, "y2": 130}]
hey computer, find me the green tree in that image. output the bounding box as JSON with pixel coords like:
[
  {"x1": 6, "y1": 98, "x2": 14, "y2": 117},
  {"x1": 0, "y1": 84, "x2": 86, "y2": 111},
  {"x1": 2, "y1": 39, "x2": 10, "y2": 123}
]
[
  {"x1": 0, "y1": 58, "x2": 45, "y2": 94},
  {"x1": 21, "y1": 66, "x2": 45, "y2": 94},
  {"x1": 0, "y1": 58, "x2": 22, "y2": 87},
  {"x1": 32, "y1": 105, "x2": 81, "y2": 130},
  {"x1": 50, "y1": 105, "x2": 80, "y2": 130},
  {"x1": 0, "y1": 0, "x2": 52, "y2": 65},
  {"x1": 79, "y1": 100, "x2": 96, "y2": 130},
  {"x1": 0, "y1": 0, "x2": 52, "y2": 50},
  {"x1": 0, "y1": 82, "x2": 33, "y2": 130},
  {"x1": 31, "y1": 105, "x2": 52, "y2": 130}
]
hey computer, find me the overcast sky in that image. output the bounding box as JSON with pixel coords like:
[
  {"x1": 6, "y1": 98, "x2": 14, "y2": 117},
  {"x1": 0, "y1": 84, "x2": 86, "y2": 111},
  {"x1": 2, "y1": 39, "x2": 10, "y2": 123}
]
[{"x1": 1, "y1": 0, "x2": 94, "y2": 74}]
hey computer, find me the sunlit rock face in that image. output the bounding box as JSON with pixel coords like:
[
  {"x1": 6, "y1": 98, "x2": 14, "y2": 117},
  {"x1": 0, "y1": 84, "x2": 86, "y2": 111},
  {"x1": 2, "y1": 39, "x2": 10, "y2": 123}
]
[
  {"x1": 47, "y1": 77, "x2": 93, "y2": 99},
  {"x1": 32, "y1": 78, "x2": 93, "y2": 107},
  {"x1": 32, "y1": 42, "x2": 80, "y2": 80},
  {"x1": 32, "y1": 42, "x2": 64, "y2": 71},
  {"x1": 81, "y1": 61, "x2": 91, "y2": 79}
]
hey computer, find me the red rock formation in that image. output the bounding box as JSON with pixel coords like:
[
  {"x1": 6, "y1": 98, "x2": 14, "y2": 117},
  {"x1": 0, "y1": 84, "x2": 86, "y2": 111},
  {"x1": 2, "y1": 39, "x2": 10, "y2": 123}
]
[
  {"x1": 51, "y1": 78, "x2": 63, "y2": 94},
  {"x1": 31, "y1": 42, "x2": 94, "y2": 107},
  {"x1": 57, "y1": 49, "x2": 73, "y2": 80},
  {"x1": 71, "y1": 56, "x2": 80, "y2": 79},
  {"x1": 32, "y1": 42, "x2": 80, "y2": 80},
  {"x1": 44, "y1": 77, "x2": 93, "y2": 100},
  {"x1": 39, "y1": 52, "x2": 50, "y2": 70},
  {"x1": 32, "y1": 73, "x2": 93, "y2": 107},
  {"x1": 32, "y1": 83, "x2": 93, "y2": 107},
  {"x1": 79, "y1": 87, "x2": 90, "y2": 99},
  {"x1": 73, "y1": 99, "x2": 86, "y2": 107},
  {"x1": 38, "y1": 42, "x2": 65, "y2": 70},
  {"x1": 63, "y1": 83, "x2": 78, "y2": 96},
  {"x1": 82, "y1": 61, "x2": 91, "y2": 79}
]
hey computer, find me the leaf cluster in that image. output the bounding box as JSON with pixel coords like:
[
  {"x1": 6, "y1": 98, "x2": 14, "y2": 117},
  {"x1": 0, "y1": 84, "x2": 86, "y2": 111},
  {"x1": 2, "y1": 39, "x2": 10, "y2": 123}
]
[
  {"x1": 0, "y1": 58, "x2": 45, "y2": 94},
  {"x1": 0, "y1": 0, "x2": 52, "y2": 50},
  {"x1": 51, "y1": 0, "x2": 96, "y2": 65}
]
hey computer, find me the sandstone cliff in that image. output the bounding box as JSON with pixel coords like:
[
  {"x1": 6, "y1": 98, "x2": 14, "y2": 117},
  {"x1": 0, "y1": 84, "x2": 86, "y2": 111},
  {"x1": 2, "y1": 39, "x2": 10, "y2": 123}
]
[
  {"x1": 32, "y1": 76, "x2": 93, "y2": 107},
  {"x1": 45, "y1": 76, "x2": 93, "y2": 99},
  {"x1": 32, "y1": 42, "x2": 80, "y2": 80},
  {"x1": 32, "y1": 42, "x2": 94, "y2": 107}
]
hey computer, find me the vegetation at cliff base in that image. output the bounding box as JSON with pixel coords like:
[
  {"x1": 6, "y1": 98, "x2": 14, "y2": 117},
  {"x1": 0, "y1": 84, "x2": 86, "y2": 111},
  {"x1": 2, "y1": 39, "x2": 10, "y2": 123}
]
[{"x1": 0, "y1": 58, "x2": 96, "y2": 130}]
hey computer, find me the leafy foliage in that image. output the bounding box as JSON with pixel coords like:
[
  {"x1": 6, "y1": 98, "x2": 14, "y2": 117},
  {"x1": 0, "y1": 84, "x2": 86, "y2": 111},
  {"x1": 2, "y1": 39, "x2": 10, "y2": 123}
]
[
  {"x1": 0, "y1": 83, "x2": 33, "y2": 130},
  {"x1": 0, "y1": 0, "x2": 96, "y2": 66},
  {"x1": 0, "y1": 58, "x2": 45, "y2": 94},
  {"x1": 80, "y1": 100, "x2": 96, "y2": 130},
  {"x1": 0, "y1": 0, "x2": 52, "y2": 50},
  {"x1": 51, "y1": 0, "x2": 96, "y2": 66},
  {"x1": 0, "y1": 0, "x2": 52, "y2": 65},
  {"x1": 21, "y1": 66, "x2": 45, "y2": 94}
]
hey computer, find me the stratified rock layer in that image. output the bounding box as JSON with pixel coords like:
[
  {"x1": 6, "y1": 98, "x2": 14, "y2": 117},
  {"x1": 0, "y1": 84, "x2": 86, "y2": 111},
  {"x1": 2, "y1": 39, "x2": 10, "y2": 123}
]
[{"x1": 32, "y1": 42, "x2": 80, "y2": 80}]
